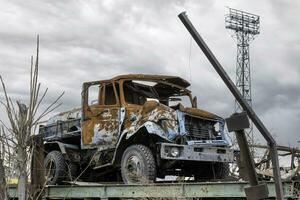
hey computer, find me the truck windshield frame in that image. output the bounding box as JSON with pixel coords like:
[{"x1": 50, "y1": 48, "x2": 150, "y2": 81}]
[{"x1": 121, "y1": 79, "x2": 193, "y2": 107}]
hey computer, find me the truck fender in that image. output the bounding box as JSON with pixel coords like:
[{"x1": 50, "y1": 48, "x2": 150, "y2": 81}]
[
  {"x1": 112, "y1": 122, "x2": 170, "y2": 165},
  {"x1": 44, "y1": 141, "x2": 79, "y2": 160},
  {"x1": 126, "y1": 121, "x2": 172, "y2": 141}
]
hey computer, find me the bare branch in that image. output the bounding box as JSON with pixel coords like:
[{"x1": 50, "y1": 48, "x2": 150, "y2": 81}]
[
  {"x1": 0, "y1": 35, "x2": 63, "y2": 200},
  {"x1": 32, "y1": 91, "x2": 64, "y2": 125},
  {"x1": 31, "y1": 88, "x2": 48, "y2": 119}
]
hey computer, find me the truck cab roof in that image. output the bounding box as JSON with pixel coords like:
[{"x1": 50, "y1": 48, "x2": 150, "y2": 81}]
[{"x1": 85, "y1": 74, "x2": 191, "y2": 88}]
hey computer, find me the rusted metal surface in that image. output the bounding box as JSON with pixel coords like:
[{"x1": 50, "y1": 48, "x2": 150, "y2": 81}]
[
  {"x1": 100, "y1": 74, "x2": 191, "y2": 88},
  {"x1": 125, "y1": 101, "x2": 180, "y2": 140},
  {"x1": 80, "y1": 75, "x2": 229, "y2": 151},
  {"x1": 81, "y1": 80, "x2": 120, "y2": 149},
  {"x1": 82, "y1": 106, "x2": 119, "y2": 148},
  {"x1": 45, "y1": 74, "x2": 226, "y2": 152},
  {"x1": 41, "y1": 74, "x2": 233, "y2": 182}
]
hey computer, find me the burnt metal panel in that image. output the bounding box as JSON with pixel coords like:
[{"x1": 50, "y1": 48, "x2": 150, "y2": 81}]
[
  {"x1": 84, "y1": 74, "x2": 191, "y2": 88},
  {"x1": 244, "y1": 184, "x2": 269, "y2": 200},
  {"x1": 160, "y1": 142, "x2": 234, "y2": 162},
  {"x1": 81, "y1": 107, "x2": 119, "y2": 149},
  {"x1": 226, "y1": 112, "x2": 250, "y2": 132}
]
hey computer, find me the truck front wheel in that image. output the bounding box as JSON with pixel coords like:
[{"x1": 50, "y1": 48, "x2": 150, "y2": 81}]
[
  {"x1": 44, "y1": 151, "x2": 66, "y2": 185},
  {"x1": 121, "y1": 144, "x2": 156, "y2": 184}
]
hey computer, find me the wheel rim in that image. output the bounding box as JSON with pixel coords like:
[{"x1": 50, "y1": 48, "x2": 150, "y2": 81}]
[
  {"x1": 125, "y1": 155, "x2": 143, "y2": 182},
  {"x1": 45, "y1": 159, "x2": 56, "y2": 182}
]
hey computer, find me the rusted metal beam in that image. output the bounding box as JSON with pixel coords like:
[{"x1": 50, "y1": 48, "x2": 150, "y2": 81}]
[
  {"x1": 8, "y1": 181, "x2": 300, "y2": 199},
  {"x1": 252, "y1": 144, "x2": 300, "y2": 154},
  {"x1": 226, "y1": 112, "x2": 268, "y2": 200},
  {"x1": 178, "y1": 12, "x2": 284, "y2": 200}
]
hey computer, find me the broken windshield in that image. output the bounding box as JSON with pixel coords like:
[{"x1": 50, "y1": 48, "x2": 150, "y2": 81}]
[{"x1": 123, "y1": 80, "x2": 192, "y2": 107}]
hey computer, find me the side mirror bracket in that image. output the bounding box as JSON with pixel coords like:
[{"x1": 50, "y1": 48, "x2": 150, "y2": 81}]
[{"x1": 192, "y1": 96, "x2": 197, "y2": 108}]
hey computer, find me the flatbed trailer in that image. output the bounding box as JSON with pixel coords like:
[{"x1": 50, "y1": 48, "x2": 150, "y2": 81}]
[{"x1": 8, "y1": 181, "x2": 300, "y2": 199}]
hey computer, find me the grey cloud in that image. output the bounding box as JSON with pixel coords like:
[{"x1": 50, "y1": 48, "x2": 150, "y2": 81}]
[{"x1": 0, "y1": 0, "x2": 300, "y2": 148}]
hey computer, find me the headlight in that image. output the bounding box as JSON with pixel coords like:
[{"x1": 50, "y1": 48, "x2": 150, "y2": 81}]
[{"x1": 170, "y1": 147, "x2": 180, "y2": 157}]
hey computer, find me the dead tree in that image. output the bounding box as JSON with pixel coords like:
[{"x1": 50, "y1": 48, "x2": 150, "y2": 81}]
[
  {"x1": 0, "y1": 150, "x2": 7, "y2": 200},
  {"x1": 0, "y1": 125, "x2": 14, "y2": 200},
  {"x1": 0, "y1": 35, "x2": 64, "y2": 200}
]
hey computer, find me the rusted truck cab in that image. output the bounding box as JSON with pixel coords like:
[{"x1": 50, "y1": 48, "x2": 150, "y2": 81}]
[{"x1": 42, "y1": 74, "x2": 233, "y2": 184}]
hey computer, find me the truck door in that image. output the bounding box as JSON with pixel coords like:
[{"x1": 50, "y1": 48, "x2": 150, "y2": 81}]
[{"x1": 81, "y1": 82, "x2": 120, "y2": 150}]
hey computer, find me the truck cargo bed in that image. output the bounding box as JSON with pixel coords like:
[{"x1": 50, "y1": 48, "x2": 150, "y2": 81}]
[{"x1": 39, "y1": 118, "x2": 81, "y2": 141}]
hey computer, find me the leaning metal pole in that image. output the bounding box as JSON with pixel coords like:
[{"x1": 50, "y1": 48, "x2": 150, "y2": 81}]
[
  {"x1": 178, "y1": 12, "x2": 283, "y2": 200},
  {"x1": 226, "y1": 112, "x2": 269, "y2": 200}
]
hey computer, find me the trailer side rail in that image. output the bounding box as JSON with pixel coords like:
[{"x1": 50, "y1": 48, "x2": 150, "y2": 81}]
[{"x1": 8, "y1": 181, "x2": 300, "y2": 199}]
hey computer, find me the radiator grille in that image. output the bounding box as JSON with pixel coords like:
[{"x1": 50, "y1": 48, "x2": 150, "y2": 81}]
[{"x1": 185, "y1": 115, "x2": 215, "y2": 141}]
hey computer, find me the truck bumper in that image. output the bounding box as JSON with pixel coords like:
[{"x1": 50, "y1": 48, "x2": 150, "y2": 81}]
[{"x1": 159, "y1": 143, "x2": 234, "y2": 162}]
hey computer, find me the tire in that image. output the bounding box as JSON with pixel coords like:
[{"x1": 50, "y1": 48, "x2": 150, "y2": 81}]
[
  {"x1": 44, "y1": 151, "x2": 66, "y2": 185},
  {"x1": 121, "y1": 144, "x2": 156, "y2": 184}
]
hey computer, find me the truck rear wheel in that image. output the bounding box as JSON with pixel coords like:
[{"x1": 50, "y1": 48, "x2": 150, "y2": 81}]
[
  {"x1": 44, "y1": 151, "x2": 66, "y2": 185},
  {"x1": 121, "y1": 144, "x2": 156, "y2": 184}
]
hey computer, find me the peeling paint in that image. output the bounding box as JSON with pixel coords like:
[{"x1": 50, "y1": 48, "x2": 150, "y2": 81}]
[
  {"x1": 92, "y1": 123, "x2": 116, "y2": 145},
  {"x1": 124, "y1": 101, "x2": 180, "y2": 140}
]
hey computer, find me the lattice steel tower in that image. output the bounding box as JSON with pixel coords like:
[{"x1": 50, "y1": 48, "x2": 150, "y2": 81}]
[{"x1": 225, "y1": 8, "x2": 260, "y2": 148}]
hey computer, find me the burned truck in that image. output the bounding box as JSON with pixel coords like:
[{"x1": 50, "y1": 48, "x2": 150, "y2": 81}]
[{"x1": 40, "y1": 74, "x2": 233, "y2": 184}]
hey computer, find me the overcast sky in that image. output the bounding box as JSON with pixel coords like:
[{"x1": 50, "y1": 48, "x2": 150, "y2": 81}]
[{"x1": 0, "y1": 0, "x2": 300, "y2": 147}]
